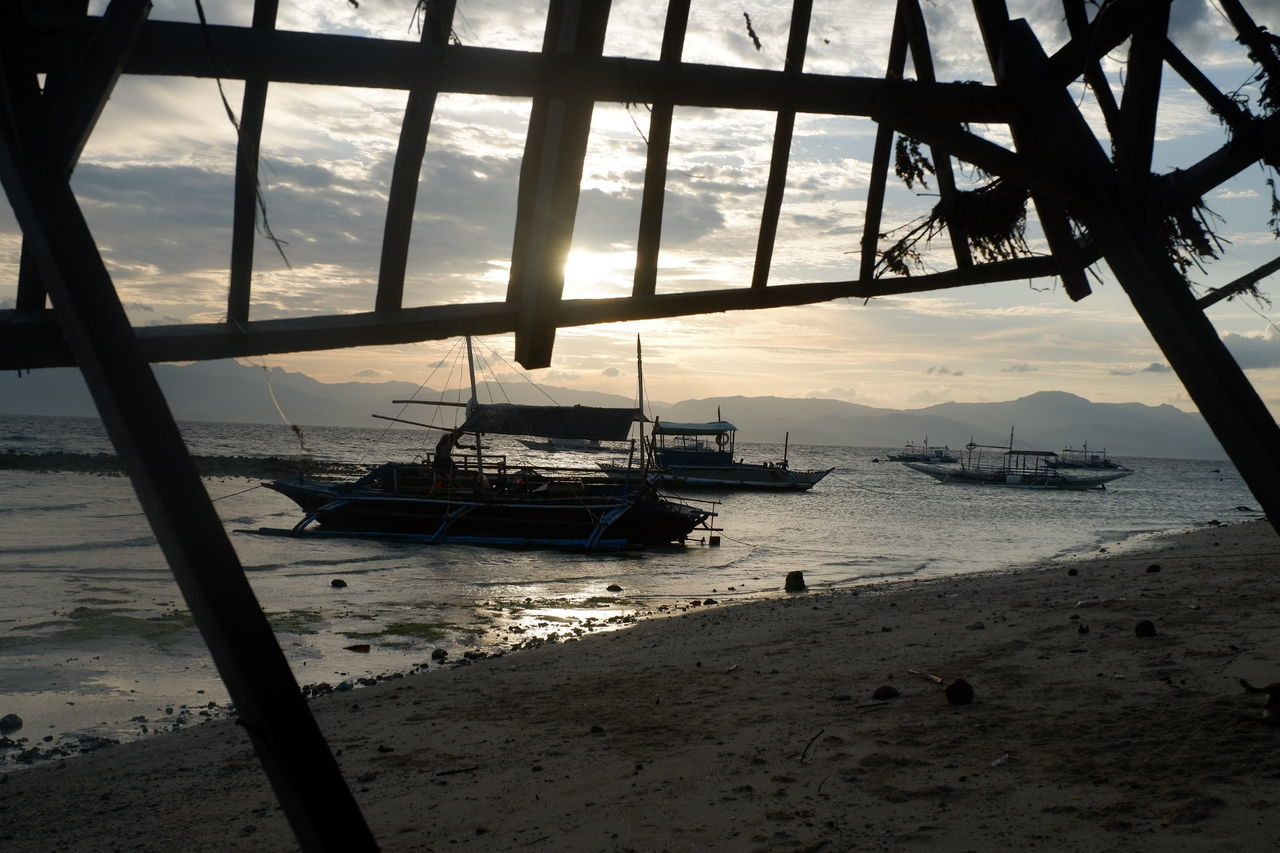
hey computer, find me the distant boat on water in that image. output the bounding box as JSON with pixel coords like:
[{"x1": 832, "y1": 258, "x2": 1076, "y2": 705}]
[
  {"x1": 603, "y1": 418, "x2": 834, "y2": 491},
  {"x1": 886, "y1": 438, "x2": 959, "y2": 464},
  {"x1": 904, "y1": 429, "x2": 1133, "y2": 491},
  {"x1": 1046, "y1": 443, "x2": 1128, "y2": 470}
]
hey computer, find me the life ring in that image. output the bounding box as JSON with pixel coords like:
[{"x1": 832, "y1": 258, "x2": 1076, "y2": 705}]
[{"x1": 715, "y1": 431, "x2": 729, "y2": 448}]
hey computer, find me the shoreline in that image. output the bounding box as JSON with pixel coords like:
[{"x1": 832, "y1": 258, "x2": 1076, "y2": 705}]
[
  {"x1": 2, "y1": 517, "x2": 1277, "y2": 850},
  {"x1": 0, "y1": 514, "x2": 1262, "y2": 771}
]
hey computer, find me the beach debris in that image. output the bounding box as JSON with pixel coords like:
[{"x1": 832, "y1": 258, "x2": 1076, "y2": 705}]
[
  {"x1": 0, "y1": 714, "x2": 22, "y2": 733},
  {"x1": 907, "y1": 669, "x2": 944, "y2": 684},
  {"x1": 330, "y1": 578, "x2": 348, "y2": 588},
  {"x1": 784, "y1": 570, "x2": 806, "y2": 592},
  {"x1": 343, "y1": 644, "x2": 371, "y2": 653},
  {"x1": 1134, "y1": 619, "x2": 1158, "y2": 638},
  {"x1": 1239, "y1": 679, "x2": 1280, "y2": 725},
  {"x1": 945, "y1": 679, "x2": 975, "y2": 705},
  {"x1": 872, "y1": 685, "x2": 900, "y2": 700},
  {"x1": 1146, "y1": 563, "x2": 1162, "y2": 573}
]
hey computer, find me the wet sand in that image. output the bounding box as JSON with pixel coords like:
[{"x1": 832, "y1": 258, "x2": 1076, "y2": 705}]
[{"x1": 1, "y1": 518, "x2": 1278, "y2": 851}]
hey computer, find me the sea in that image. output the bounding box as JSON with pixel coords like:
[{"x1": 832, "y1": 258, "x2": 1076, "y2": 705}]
[{"x1": 0, "y1": 413, "x2": 1261, "y2": 770}]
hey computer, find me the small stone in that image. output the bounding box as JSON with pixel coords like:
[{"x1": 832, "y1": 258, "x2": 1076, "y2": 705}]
[
  {"x1": 1134, "y1": 619, "x2": 1157, "y2": 638},
  {"x1": 431, "y1": 648, "x2": 448, "y2": 660},
  {"x1": 606, "y1": 584, "x2": 622, "y2": 592},
  {"x1": 0, "y1": 714, "x2": 22, "y2": 733},
  {"x1": 1067, "y1": 568, "x2": 1079, "y2": 576},
  {"x1": 966, "y1": 621, "x2": 985, "y2": 631},
  {"x1": 945, "y1": 679, "x2": 974, "y2": 705},
  {"x1": 1146, "y1": 564, "x2": 1161, "y2": 573},
  {"x1": 784, "y1": 571, "x2": 806, "y2": 593},
  {"x1": 331, "y1": 578, "x2": 348, "y2": 588},
  {"x1": 872, "y1": 685, "x2": 900, "y2": 701},
  {"x1": 344, "y1": 644, "x2": 371, "y2": 653}
]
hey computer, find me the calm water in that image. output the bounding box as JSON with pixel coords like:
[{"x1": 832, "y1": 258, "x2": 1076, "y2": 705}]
[{"x1": 0, "y1": 414, "x2": 1260, "y2": 766}]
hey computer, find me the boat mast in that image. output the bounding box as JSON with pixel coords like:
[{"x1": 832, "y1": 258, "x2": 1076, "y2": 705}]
[
  {"x1": 465, "y1": 335, "x2": 483, "y2": 472},
  {"x1": 635, "y1": 335, "x2": 646, "y2": 472}
]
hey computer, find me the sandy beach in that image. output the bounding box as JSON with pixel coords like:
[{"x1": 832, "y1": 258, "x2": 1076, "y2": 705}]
[{"x1": 1, "y1": 518, "x2": 1278, "y2": 851}]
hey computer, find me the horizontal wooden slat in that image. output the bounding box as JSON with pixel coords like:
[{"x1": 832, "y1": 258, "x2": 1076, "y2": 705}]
[
  {"x1": 26, "y1": 18, "x2": 1012, "y2": 124},
  {"x1": 0, "y1": 255, "x2": 1064, "y2": 369}
]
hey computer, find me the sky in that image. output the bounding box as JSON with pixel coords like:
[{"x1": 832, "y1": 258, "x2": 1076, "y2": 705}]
[{"x1": 4, "y1": 0, "x2": 1280, "y2": 416}]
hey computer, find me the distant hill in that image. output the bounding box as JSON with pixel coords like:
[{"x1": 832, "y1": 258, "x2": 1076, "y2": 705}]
[{"x1": 0, "y1": 362, "x2": 1226, "y2": 459}]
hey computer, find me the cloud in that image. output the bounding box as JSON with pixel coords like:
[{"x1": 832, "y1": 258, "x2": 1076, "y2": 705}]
[
  {"x1": 353, "y1": 368, "x2": 389, "y2": 379},
  {"x1": 602, "y1": 367, "x2": 621, "y2": 378},
  {"x1": 925, "y1": 365, "x2": 965, "y2": 376},
  {"x1": 1223, "y1": 327, "x2": 1280, "y2": 369},
  {"x1": 1002, "y1": 363, "x2": 1037, "y2": 373},
  {"x1": 1141, "y1": 362, "x2": 1173, "y2": 373},
  {"x1": 1216, "y1": 188, "x2": 1260, "y2": 200}
]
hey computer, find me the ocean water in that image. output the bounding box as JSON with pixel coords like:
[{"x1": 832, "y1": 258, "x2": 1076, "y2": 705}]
[{"x1": 0, "y1": 413, "x2": 1261, "y2": 767}]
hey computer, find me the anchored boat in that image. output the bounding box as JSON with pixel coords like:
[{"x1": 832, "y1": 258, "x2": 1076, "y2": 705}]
[
  {"x1": 263, "y1": 339, "x2": 718, "y2": 549},
  {"x1": 904, "y1": 430, "x2": 1132, "y2": 491}
]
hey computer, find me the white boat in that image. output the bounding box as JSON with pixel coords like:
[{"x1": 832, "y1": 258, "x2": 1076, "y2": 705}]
[
  {"x1": 904, "y1": 430, "x2": 1132, "y2": 491},
  {"x1": 1046, "y1": 443, "x2": 1128, "y2": 470},
  {"x1": 886, "y1": 438, "x2": 959, "y2": 464},
  {"x1": 604, "y1": 418, "x2": 833, "y2": 491}
]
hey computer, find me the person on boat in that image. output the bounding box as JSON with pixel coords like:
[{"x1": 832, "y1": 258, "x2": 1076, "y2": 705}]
[{"x1": 433, "y1": 428, "x2": 474, "y2": 480}]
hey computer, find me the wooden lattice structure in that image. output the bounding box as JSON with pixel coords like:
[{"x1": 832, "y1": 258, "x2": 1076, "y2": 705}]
[{"x1": 3, "y1": 0, "x2": 1280, "y2": 847}]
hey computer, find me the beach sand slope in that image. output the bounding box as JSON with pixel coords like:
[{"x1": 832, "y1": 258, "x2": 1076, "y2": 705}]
[{"x1": 2, "y1": 519, "x2": 1278, "y2": 851}]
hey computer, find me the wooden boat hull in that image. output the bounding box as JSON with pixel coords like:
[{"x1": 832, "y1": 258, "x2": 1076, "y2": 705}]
[
  {"x1": 265, "y1": 473, "x2": 712, "y2": 548},
  {"x1": 904, "y1": 462, "x2": 1131, "y2": 490},
  {"x1": 655, "y1": 465, "x2": 833, "y2": 491}
]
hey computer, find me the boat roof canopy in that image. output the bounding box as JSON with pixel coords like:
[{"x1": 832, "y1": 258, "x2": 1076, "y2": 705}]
[
  {"x1": 653, "y1": 420, "x2": 737, "y2": 436},
  {"x1": 461, "y1": 404, "x2": 638, "y2": 440}
]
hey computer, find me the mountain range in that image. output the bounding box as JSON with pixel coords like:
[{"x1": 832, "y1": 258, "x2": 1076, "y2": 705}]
[{"x1": 0, "y1": 360, "x2": 1227, "y2": 459}]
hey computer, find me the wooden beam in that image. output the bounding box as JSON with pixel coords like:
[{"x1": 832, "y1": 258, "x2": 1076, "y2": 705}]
[
  {"x1": 227, "y1": 0, "x2": 277, "y2": 324},
  {"x1": 26, "y1": 19, "x2": 1013, "y2": 124},
  {"x1": 751, "y1": 0, "x2": 812, "y2": 290},
  {"x1": 1062, "y1": 0, "x2": 1121, "y2": 138},
  {"x1": 998, "y1": 17, "x2": 1280, "y2": 533},
  {"x1": 44, "y1": 0, "x2": 151, "y2": 175},
  {"x1": 859, "y1": 1, "x2": 910, "y2": 281},
  {"x1": 1047, "y1": 0, "x2": 1171, "y2": 87},
  {"x1": 0, "y1": 75, "x2": 377, "y2": 853},
  {"x1": 903, "y1": 0, "x2": 972, "y2": 269},
  {"x1": 1164, "y1": 39, "x2": 1251, "y2": 127},
  {"x1": 1197, "y1": 254, "x2": 1280, "y2": 310},
  {"x1": 2, "y1": 3, "x2": 51, "y2": 312},
  {"x1": 631, "y1": 0, "x2": 690, "y2": 298},
  {"x1": 1, "y1": 255, "x2": 1071, "y2": 369},
  {"x1": 375, "y1": 0, "x2": 456, "y2": 312},
  {"x1": 1114, "y1": 5, "x2": 1168, "y2": 208},
  {"x1": 509, "y1": 0, "x2": 611, "y2": 369},
  {"x1": 973, "y1": 0, "x2": 1091, "y2": 301},
  {"x1": 1159, "y1": 110, "x2": 1280, "y2": 207}
]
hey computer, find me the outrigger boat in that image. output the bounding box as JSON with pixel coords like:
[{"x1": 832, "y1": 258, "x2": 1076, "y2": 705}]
[
  {"x1": 603, "y1": 417, "x2": 833, "y2": 491},
  {"x1": 904, "y1": 429, "x2": 1132, "y2": 491},
  {"x1": 262, "y1": 339, "x2": 719, "y2": 550},
  {"x1": 886, "y1": 438, "x2": 959, "y2": 464},
  {"x1": 1045, "y1": 442, "x2": 1128, "y2": 470}
]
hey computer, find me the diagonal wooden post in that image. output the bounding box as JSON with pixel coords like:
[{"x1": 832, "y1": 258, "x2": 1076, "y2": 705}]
[
  {"x1": 992, "y1": 17, "x2": 1280, "y2": 533},
  {"x1": 0, "y1": 11, "x2": 378, "y2": 849}
]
